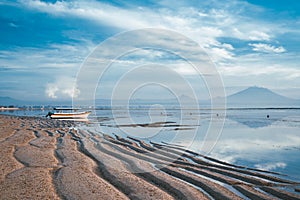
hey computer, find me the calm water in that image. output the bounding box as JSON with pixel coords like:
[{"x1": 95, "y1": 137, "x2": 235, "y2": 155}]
[{"x1": 2, "y1": 108, "x2": 300, "y2": 181}]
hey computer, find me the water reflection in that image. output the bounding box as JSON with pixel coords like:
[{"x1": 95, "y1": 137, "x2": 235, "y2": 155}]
[
  {"x1": 206, "y1": 117, "x2": 300, "y2": 181},
  {"x1": 227, "y1": 117, "x2": 274, "y2": 128},
  {"x1": 226, "y1": 109, "x2": 300, "y2": 128}
]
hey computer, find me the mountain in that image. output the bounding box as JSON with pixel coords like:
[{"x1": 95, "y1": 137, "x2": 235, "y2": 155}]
[
  {"x1": 1, "y1": 87, "x2": 299, "y2": 108},
  {"x1": 0, "y1": 96, "x2": 73, "y2": 107},
  {"x1": 0, "y1": 96, "x2": 23, "y2": 106},
  {"x1": 179, "y1": 94, "x2": 194, "y2": 102},
  {"x1": 227, "y1": 86, "x2": 300, "y2": 107}
]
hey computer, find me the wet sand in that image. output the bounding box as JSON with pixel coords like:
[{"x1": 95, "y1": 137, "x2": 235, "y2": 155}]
[{"x1": 1, "y1": 114, "x2": 300, "y2": 199}]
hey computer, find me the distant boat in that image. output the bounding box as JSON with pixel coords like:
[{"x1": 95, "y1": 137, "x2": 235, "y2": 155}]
[
  {"x1": 46, "y1": 108, "x2": 91, "y2": 119},
  {"x1": 0, "y1": 107, "x2": 19, "y2": 111}
]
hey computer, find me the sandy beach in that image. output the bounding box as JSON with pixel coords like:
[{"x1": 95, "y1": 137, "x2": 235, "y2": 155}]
[{"x1": 0, "y1": 114, "x2": 300, "y2": 200}]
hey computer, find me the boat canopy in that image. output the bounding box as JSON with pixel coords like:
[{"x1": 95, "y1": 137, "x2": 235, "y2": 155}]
[{"x1": 54, "y1": 108, "x2": 81, "y2": 111}]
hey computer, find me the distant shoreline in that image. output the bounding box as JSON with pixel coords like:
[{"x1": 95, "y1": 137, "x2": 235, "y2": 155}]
[
  {"x1": 0, "y1": 107, "x2": 19, "y2": 110},
  {"x1": 1, "y1": 106, "x2": 300, "y2": 111},
  {"x1": 1, "y1": 106, "x2": 300, "y2": 118}
]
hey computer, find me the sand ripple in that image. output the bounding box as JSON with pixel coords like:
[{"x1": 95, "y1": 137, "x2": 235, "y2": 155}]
[{"x1": 1, "y1": 115, "x2": 300, "y2": 200}]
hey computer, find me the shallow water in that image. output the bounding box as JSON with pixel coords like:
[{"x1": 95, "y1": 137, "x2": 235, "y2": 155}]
[
  {"x1": 83, "y1": 108, "x2": 300, "y2": 181},
  {"x1": 210, "y1": 109, "x2": 300, "y2": 182},
  {"x1": 3, "y1": 107, "x2": 300, "y2": 181}
]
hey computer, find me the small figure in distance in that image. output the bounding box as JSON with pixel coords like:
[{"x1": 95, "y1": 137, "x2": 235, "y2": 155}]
[{"x1": 267, "y1": 115, "x2": 270, "y2": 118}]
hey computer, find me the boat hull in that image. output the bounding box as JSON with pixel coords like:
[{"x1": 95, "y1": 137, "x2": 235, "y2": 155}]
[{"x1": 50, "y1": 111, "x2": 91, "y2": 119}]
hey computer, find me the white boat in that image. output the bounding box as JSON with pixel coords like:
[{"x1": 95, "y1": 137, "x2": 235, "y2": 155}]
[{"x1": 46, "y1": 108, "x2": 91, "y2": 119}]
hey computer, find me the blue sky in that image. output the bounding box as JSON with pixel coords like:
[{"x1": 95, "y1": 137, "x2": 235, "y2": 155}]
[{"x1": 1, "y1": 0, "x2": 300, "y2": 101}]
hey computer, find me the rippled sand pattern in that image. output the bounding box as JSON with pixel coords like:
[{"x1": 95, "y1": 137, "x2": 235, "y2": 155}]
[{"x1": 0, "y1": 115, "x2": 300, "y2": 199}]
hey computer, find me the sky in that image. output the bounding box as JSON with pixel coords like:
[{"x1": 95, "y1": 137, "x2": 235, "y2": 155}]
[{"x1": 1, "y1": 0, "x2": 300, "y2": 102}]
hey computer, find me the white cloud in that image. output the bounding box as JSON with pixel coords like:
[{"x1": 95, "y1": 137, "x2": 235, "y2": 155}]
[
  {"x1": 221, "y1": 43, "x2": 234, "y2": 50},
  {"x1": 0, "y1": 41, "x2": 94, "y2": 70},
  {"x1": 20, "y1": 0, "x2": 288, "y2": 65},
  {"x1": 46, "y1": 76, "x2": 80, "y2": 99},
  {"x1": 208, "y1": 47, "x2": 234, "y2": 61},
  {"x1": 22, "y1": 0, "x2": 293, "y2": 67},
  {"x1": 19, "y1": 0, "x2": 294, "y2": 53},
  {"x1": 249, "y1": 43, "x2": 286, "y2": 53},
  {"x1": 232, "y1": 28, "x2": 271, "y2": 41},
  {"x1": 219, "y1": 65, "x2": 300, "y2": 80},
  {"x1": 21, "y1": 0, "x2": 153, "y2": 29},
  {"x1": 172, "y1": 63, "x2": 199, "y2": 75},
  {"x1": 13, "y1": 0, "x2": 300, "y2": 100},
  {"x1": 248, "y1": 31, "x2": 271, "y2": 41}
]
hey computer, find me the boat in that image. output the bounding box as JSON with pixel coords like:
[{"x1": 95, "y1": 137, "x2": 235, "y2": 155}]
[{"x1": 46, "y1": 108, "x2": 91, "y2": 119}]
